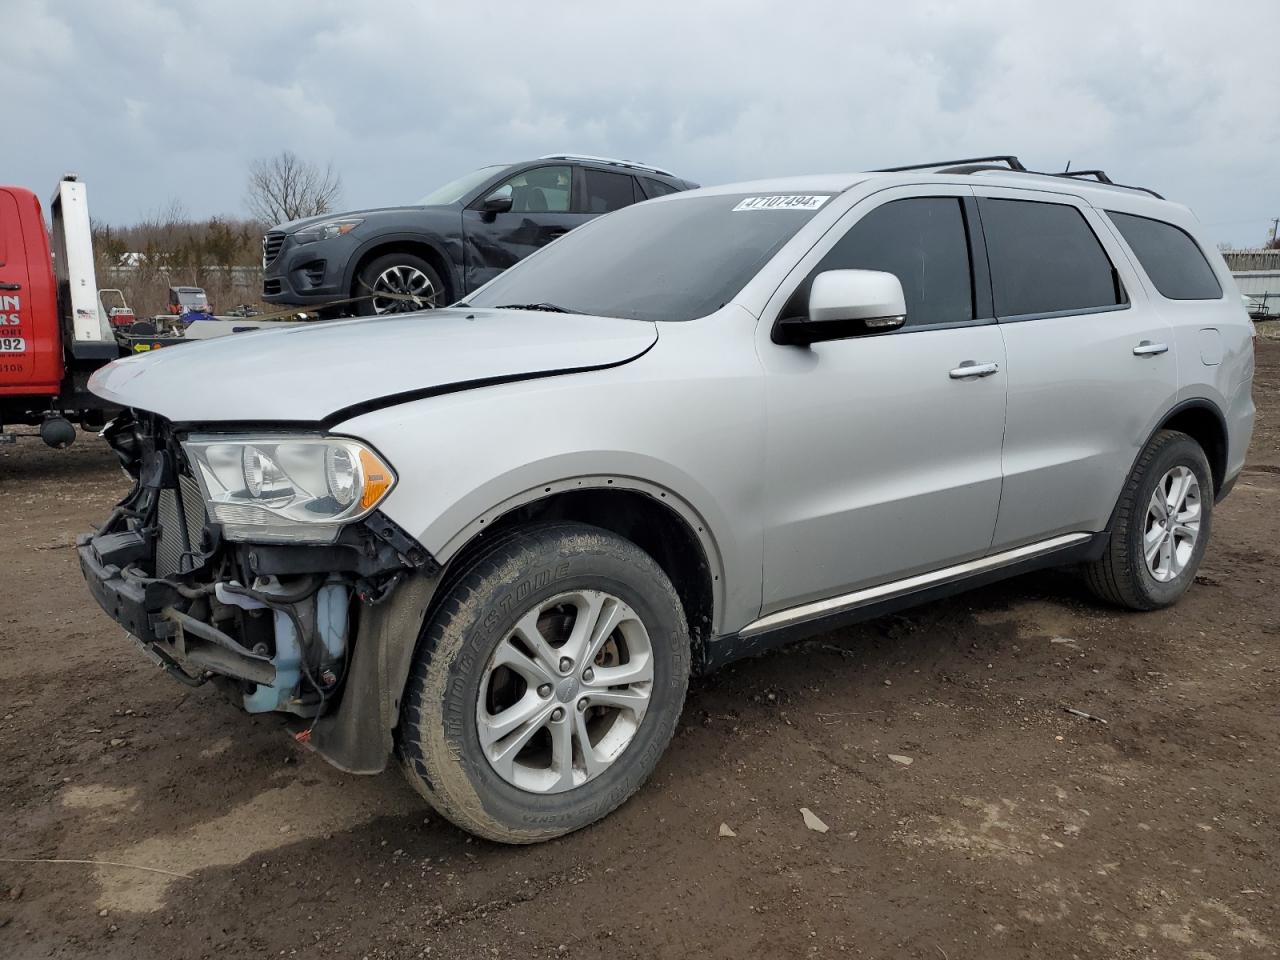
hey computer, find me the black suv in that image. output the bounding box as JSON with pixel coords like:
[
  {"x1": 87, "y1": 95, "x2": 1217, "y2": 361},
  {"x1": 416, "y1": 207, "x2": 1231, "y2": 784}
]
[{"x1": 261, "y1": 155, "x2": 696, "y2": 316}]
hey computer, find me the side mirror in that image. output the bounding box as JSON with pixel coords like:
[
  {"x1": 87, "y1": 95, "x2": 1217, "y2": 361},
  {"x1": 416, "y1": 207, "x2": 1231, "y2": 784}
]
[
  {"x1": 481, "y1": 194, "x2": 513, "y2": 214},
  {"x1": 774, "y1": 269, "x2": 907, "y2": 346}
]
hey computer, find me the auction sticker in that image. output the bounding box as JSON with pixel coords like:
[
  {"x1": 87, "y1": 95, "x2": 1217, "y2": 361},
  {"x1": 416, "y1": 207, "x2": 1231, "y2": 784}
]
[{"x1": 732, "y1": 195, "x2": 829, "y2": 212}]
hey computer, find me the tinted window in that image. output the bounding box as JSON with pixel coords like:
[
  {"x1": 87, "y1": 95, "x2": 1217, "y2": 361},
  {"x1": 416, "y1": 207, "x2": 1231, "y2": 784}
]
[
  {"x1": 582, "y1": 169, "x2": 637, "y2": 213},
  {"x1": 979, "y1": 198, "x2": 1123, "y2": 317},
  {"x1": 784, "y1": 197, "x2": 972, "y2": 327},
  {"x1": 641, "y1": 177, "x2": 681, "y2": 199},
  {"x1": 483, "y1": 165, "x2": 572, "y2": 213},
  {"x1": 468, "y1": 193, "x2": 829, "y2": 322},
  {"x1": 1106, "y1": 211, "x2": 1222, "y2": 300}
]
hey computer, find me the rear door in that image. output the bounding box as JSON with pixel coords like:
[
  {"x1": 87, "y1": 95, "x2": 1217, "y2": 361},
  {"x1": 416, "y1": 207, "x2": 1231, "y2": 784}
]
[
  {"x1": 461, "y1": 164, "x2": 589, "y2": 291},
  {"x1": 974, "y1": 187, "x2": 1178, "y2": 547},
  {"x1": 0, "y1": 188, "x2": 34, "y2": 385}
]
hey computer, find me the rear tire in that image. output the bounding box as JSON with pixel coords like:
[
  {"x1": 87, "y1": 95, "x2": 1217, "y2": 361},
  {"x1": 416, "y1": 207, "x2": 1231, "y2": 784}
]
[
  {"x1": 353, "y1": 252, "x2": 444, "y2": 316},
  {"x1": 1084, "y1": 429, "x2": 1213, "y2": 610},
  {"x1": 397, "y1": 523, "x2": 691, "y2": 843}
]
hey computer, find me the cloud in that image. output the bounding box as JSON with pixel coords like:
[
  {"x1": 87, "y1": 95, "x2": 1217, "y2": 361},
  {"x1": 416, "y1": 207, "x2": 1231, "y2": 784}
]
[{"x1": 4, "y1": 0, "x2": 1277, "y2": 245}]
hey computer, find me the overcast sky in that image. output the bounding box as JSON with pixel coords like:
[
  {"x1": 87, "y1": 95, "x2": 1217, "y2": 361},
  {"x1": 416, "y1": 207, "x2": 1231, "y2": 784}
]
[{"x1": 6, "y1": 0, "x2": 1278, "y2": 247}]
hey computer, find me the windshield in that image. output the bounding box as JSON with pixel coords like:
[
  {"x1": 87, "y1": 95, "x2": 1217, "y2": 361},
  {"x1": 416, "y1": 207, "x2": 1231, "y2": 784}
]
[
  {"x1": 417, "y1": 164, "x2": 508, "y2": 206},
  {"x1": 468, "y1": 193, "x2": 832, "y2": 322}
]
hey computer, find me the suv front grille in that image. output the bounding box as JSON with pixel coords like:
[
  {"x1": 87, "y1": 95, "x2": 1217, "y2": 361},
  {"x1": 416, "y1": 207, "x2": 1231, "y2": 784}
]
[
  {"x1": 262, "y1": 231, "x2": 286, "y2": 266},
  {"x1": 156, "y1": 473, "x2": 208, "y2": 578}
]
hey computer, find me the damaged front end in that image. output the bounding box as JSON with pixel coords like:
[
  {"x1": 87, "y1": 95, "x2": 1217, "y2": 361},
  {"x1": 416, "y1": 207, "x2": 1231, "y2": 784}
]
[{"x1": 78, "y1": 410, "x2": 440, "y2": 770}]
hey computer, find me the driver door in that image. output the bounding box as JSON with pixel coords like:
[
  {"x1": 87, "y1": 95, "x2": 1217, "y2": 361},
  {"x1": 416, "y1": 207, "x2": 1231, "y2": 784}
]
[
  {"x1": 462, "y1": 164, "x2": 588, "y2": 292},
  {"x1": 757, "y1": 187, "x2": 1008, "y2": 614}
]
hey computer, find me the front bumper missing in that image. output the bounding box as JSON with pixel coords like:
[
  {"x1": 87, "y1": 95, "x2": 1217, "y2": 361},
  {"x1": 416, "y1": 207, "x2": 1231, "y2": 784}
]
[
  {"x1": 78, "y1": 517, "x2": 443, "y2": 774},
  {"x1": 81, "y1": 408, "x2": 449, "y2": 771},
  {"x1": 77, "y1": 537, "x2": 274, "y2": 686}
]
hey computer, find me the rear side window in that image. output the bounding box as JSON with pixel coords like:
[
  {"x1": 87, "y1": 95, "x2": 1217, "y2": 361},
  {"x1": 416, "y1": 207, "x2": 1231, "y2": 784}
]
[
  {"x1": 979, "y1": 198, "x2": 1124, "y2": 318},
  {"x1": 581, "y1": 169, "x2": 638, "y2": 213},
  {"x1": 1106, "y1": 211, "x2": 1222, "y2": 300},
  {"x1": 784, "y1": 197, "x2": 973, "y2": 328},
  {"x1": 640, "y1": 177, "x2": 681, "y2": 199}
]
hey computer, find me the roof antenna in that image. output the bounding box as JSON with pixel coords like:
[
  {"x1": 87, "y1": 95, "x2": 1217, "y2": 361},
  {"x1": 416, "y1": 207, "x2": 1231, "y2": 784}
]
[{"x1": 1064, "y1": 160, "x2": 1072, "y2": 173}]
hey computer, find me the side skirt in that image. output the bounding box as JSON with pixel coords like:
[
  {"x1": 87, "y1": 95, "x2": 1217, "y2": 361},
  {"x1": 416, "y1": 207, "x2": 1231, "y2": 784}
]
[{"x1": 700, "y1": 531, "x2": 1108, "y2": 673}]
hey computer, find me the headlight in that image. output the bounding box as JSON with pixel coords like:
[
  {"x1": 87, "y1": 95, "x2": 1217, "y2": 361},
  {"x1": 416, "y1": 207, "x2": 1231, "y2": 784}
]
[
  {"x1": 183, "y1": 435, "x2": 395, "y2": 543},
  {"x1": 293, "y1": 218, "x2": 363, "y2": 244}
]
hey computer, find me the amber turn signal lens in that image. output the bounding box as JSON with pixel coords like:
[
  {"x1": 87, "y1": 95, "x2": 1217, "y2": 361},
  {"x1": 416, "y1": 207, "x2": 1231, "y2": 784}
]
[{"x1": 359, "y1": 448, "x2": 394, "y2": 511}]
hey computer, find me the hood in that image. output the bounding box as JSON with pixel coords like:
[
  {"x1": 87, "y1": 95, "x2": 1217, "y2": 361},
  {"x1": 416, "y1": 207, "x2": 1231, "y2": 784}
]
[
  {"x1": 90, "y1": 309, "x2": 658, "y2": 425},
  {"x1": 274, "y1": 205, "x2": 450, "y2": 233}
]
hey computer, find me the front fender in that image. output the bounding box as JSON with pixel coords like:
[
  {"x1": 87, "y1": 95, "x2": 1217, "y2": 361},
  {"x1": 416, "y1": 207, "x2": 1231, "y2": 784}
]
[
  {"x1": 342, "y1": 224, "x2": 463, "y2": 300},
  {"x1": 432, "y1": 467, "x2": 727, "y2": 621},
  {"x1": 334, "y1": 314, "x2": 768, "y2": 636}
]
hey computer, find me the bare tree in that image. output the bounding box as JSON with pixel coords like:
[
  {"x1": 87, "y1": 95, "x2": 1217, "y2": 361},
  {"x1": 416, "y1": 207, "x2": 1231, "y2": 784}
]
[{"x1": 245, "y1": 150, "x2": 342, "y2": 224}]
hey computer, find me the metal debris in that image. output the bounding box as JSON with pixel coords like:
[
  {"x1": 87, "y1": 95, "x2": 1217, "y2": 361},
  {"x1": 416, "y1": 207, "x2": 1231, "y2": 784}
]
[{"x1": 1064, "y1": 707, "x2": 1108, "y2": 725}]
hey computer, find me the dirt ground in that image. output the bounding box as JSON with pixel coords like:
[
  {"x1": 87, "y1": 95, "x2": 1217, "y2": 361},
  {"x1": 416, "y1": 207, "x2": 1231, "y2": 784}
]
[{"x1": 2, "y1": 342, "x2": 1278, "y2": 960}]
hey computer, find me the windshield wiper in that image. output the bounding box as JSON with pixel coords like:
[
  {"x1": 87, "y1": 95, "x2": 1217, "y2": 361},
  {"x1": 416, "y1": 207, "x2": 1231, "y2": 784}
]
[{"x1": 494, "y1": 302, "x2": 581, "y2": 314}]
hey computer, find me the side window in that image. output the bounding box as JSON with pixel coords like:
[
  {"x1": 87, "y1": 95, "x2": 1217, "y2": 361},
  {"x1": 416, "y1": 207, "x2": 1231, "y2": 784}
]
[
  {"x1": 581, "y1": 169, "x2": 637, "y2": 214},
  {"x1": 1106, "y1": 211, "x2": 1222, "y2": 301},
  {"x1": 784, "y1": 197, "x2": 973, "y2": 328},
  {"x1": 979, "y1": 198, "x2": 1125, "y2": 318},
  {"x1": 640, "y1": 177, "x2": 681, "y2": 199},
  {"x1": 483, "y1": 165, "x2": 572, "y2": 213}
]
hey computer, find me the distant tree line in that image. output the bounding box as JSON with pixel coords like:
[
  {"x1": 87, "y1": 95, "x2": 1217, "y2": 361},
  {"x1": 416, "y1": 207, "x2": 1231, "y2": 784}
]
[
  {"x1": 90, "y1": 202, "x2": 267, "y2": 318},
  {"x1": 87, "y1": 151, "x2": 342, "y2": 318}
]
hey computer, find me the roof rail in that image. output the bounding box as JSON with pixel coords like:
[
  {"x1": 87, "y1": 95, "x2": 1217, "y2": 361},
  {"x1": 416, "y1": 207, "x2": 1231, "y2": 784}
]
[
  {"x1": 1057, "y1": 169, "x2": 1114, "y2": 184},
  {"x1": 874, "y1": 155, "x2": 1028, "y2": 173},
  {"x1": 1051, "y1": 170, "x2": 1164, "y2": 200},
  {"x1": 872, "y1": 155, "x2": 1164, "y2": 200},
  {"x1": 538, "y1": 153, "x2": 675, "y2": 178}
]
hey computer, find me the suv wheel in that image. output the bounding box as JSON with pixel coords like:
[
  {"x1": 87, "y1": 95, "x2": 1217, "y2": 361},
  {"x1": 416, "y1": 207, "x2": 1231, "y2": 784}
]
[
  {"x1": 397, "y1": 523, "x2": 691, "y2": 843},
  {"x1": 354, "y1": 252, "x2": 444, "y2": 316},
  {"x1": 1085, "y1": 429, "x2": 1213, "y2": 610}
]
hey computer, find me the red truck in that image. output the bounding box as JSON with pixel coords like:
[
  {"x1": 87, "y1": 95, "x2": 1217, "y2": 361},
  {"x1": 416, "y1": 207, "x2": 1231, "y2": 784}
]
[{"x1": 1, "y1": 176, "x2": 133, "y2": 447}]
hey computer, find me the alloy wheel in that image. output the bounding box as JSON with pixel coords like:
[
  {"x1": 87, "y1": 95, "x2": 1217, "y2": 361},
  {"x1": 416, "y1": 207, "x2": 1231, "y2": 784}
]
[
  {"x1": 475, "y1": 590, "x2": 654, "y2": 794},
  {"x1": 1144, "y1": 465, "x2": 1201, "y2": 582},
  {"x1": 370, "y1": 264, "x2": 437, "y2": 314}
]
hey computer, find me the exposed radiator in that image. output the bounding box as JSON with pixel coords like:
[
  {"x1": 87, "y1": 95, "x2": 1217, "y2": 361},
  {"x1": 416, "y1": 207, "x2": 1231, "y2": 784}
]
[{"x1": 156, "y1": 474, "x2": 208, "y2": 577}]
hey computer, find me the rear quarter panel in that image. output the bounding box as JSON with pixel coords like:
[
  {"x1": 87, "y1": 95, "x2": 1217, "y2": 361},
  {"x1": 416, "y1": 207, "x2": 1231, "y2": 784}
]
[{"x1": 1095, "y1": 198, "x2": 1255, "y2": 483}]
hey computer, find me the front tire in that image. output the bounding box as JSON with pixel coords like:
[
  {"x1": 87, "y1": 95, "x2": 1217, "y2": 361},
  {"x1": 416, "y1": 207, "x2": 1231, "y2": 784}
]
[
  {"x1": 397, "y1": 523, "x2": 691, "y2": 843},
  {"x1": 353, "y1": 252, "x2": 444, "y2": 316},
  {"x1": 1085, "y1": 429, "x2": 1213, "y2": 610}
]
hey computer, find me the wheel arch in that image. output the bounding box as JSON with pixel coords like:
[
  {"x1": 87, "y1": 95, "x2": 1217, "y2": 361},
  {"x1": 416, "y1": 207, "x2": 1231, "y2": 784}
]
[
  {"x1": 433, "y1": 477, "x2": 724, "y2": 651},
  {"x1": 1102, "y1": 396, "x2": 1231, "y2": 538},
  {"x1": 346, "y1": 237, "x2": 457, "y2": 305},
  {"x1": 1157, "y1": 398, "x2": 1229, "y2": 498}
]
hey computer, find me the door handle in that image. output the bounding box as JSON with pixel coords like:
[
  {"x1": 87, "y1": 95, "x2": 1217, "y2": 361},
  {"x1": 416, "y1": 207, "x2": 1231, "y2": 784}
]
[
  {"x1": 1133, "y1": 340, "x2": 1169, "y2": 357},
  {"x1": 0, "y1": 282, "x2": 20, "y2": 291},
  {"x1": 949, "y1": 360, "x2": 1000, "y2": 379}
]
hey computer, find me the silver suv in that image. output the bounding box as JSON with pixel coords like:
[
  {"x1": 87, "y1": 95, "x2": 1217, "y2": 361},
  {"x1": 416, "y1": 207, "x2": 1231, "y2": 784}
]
[{"x1": 81, "y1": 155, "x2": 1255, "y2": 843}]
